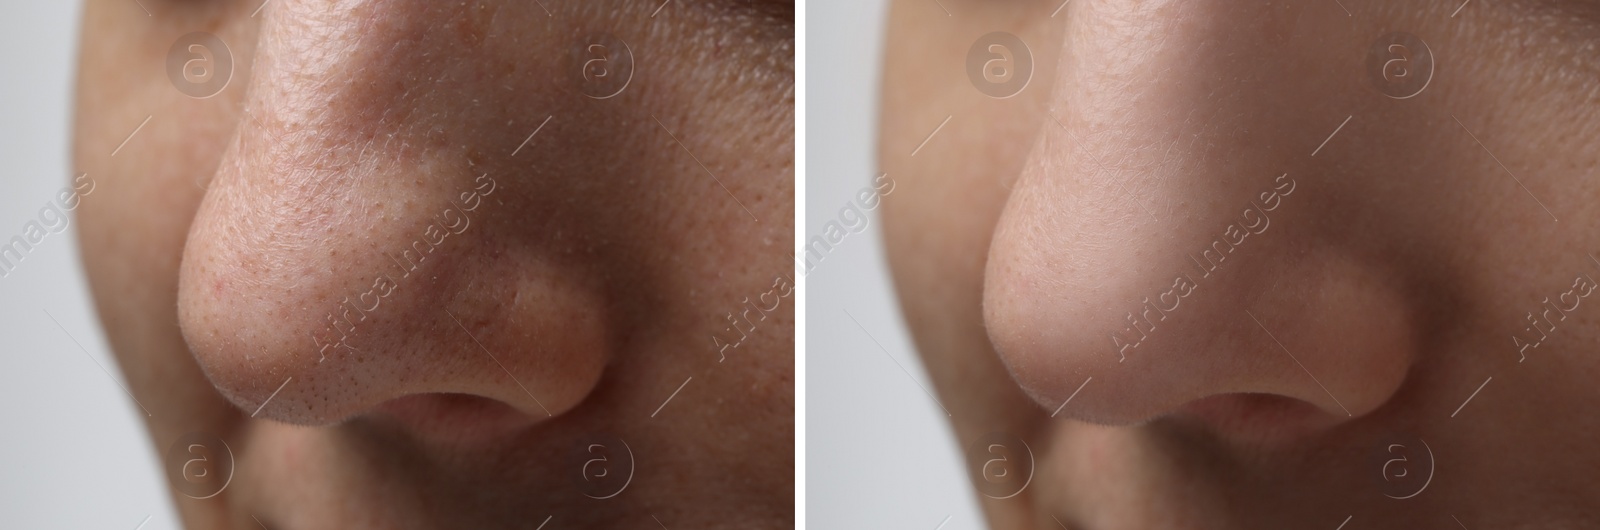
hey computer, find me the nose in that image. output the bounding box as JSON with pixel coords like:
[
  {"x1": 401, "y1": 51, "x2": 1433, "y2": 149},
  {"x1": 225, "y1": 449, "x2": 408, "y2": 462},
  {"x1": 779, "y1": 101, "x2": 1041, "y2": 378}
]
[
  {"x1": 176, "y1": 1, "x2": 610, "y2": 425},
  {"x1": 982, "y1": 0, "x2": 1416, "y2": 430}
]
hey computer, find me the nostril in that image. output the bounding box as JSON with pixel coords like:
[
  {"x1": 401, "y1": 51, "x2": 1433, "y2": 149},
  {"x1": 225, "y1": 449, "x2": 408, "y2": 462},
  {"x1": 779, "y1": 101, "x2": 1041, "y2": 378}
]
[
  {"x1": 366, "y1": 393, "x2": 539, "y2": 448},
  {"x1": 1165, "y1": 393, "x2": 1343, "y2": 445}
]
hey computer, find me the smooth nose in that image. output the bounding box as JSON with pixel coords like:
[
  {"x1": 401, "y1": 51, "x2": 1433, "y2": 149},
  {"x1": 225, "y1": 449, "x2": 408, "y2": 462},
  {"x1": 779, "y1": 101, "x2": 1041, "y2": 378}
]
[
  {"x1": 982, "y1": 0, "x2": 1415, "y2": 428},
  {"x1": 176, "y1": 0, "x2": 609, "y2": 425}
]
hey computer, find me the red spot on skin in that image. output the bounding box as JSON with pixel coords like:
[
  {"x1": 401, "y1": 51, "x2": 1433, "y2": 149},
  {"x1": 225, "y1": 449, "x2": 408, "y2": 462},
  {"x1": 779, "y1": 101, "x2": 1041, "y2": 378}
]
[{"x1": 213, "y1": 277, "x2": 225, "y2": 297}]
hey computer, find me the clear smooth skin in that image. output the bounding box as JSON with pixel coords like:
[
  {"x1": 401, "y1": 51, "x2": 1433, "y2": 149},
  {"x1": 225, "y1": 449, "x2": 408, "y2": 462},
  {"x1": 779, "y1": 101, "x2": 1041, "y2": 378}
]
[
  {"x1": 73, "y1": 1, "x2": 792, "y2": 528},
  {"x1": 880, "y1": 0, "x2": 1600, "y2": 528}
]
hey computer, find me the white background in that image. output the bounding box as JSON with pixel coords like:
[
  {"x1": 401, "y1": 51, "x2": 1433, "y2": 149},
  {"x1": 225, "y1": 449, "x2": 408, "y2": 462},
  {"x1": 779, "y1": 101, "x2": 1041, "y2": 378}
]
[
  {"x1": 0, "y1": 2, "x2": 183, "y2": 529},
  {"x1": 805, "y1": 0, "x2": 984, "y2": 528}
]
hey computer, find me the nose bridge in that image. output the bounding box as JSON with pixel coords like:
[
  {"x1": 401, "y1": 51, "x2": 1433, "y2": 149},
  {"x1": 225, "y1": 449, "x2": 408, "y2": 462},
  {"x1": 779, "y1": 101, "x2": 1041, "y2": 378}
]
[
  {"x1": 211, "y1": 0, "x2": 526, "y2": 257},
  {"x1": 204, "y1": 3, "x2": 449, "y2": 283},
  {"x1": 1056, "y1": 0, "x2": 1322, "y2": 182},
  {"x1": 242, "y1": 0, "x2": 447, "y2": 159},
  {"x1": 1004, "y1": 0, "x2": 1318, "y2": 303}
]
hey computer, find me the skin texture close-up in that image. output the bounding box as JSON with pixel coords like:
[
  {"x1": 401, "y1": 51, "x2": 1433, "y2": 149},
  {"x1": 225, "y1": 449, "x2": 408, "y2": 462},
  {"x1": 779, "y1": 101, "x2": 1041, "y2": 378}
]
[
  {"x1": 879, "y1": 0, "x2": 1600, "y2": 528},
  {"x1": 71, "y1": 0, "x2": 793, "y2": 528}
]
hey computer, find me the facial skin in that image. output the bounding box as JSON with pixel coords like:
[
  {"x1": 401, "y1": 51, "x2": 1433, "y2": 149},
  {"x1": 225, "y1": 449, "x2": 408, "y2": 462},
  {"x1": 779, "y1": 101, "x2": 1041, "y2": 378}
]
[
  {"x1": 73, "y1": 1, "x2": 792, "y2": 528},
  {"x1": 880, "y1": 0, "x2": 1600, "y2": 528}
]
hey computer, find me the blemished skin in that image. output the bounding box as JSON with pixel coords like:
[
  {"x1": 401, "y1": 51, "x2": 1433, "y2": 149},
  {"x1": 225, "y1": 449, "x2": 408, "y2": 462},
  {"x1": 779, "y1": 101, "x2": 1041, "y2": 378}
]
[
  {"x1": 879, "y1": 0, "x2": 1600, "y2": 528},
  {"x1": 72, "y1": 0, "x2": 792, "y2": 528}
]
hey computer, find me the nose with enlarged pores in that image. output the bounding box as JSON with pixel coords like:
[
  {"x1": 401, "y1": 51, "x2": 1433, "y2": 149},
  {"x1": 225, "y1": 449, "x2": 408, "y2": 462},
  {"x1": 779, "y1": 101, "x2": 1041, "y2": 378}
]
[{"x1": 175, "y1": 0, "x2": 610, "y2": 427}]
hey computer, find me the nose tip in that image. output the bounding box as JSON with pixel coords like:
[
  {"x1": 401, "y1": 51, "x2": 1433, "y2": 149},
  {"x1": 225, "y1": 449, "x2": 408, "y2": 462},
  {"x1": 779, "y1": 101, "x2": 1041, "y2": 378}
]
[
  {"x1": 176, "y1": 166, "x2": 612, "y2": 423},
  {"x1": 984, "y1": 168, "x2": 1416, "y2": 429},
  {"x1": 178, "y1": 187, "x2": 615, "y2": 424}
]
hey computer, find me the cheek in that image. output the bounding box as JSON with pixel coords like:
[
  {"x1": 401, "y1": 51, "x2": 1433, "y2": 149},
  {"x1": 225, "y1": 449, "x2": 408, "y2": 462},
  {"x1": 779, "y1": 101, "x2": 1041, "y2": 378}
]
[{"x1": 73, "y1": 2, "x2": 259, "y2": 281}]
